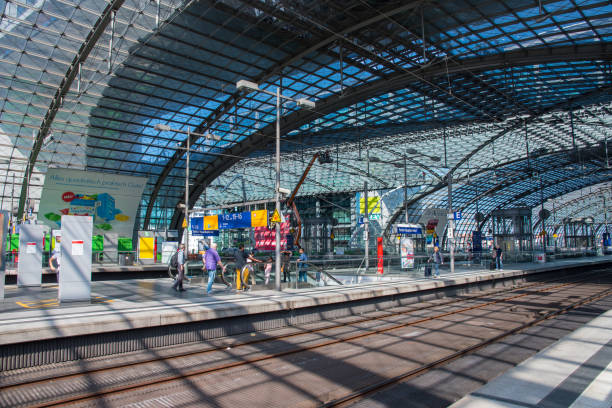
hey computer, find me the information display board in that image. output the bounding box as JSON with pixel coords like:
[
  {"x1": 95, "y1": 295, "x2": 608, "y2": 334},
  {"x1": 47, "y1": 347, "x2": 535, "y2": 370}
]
[
  {"x1": 59, "y1": 215, "x2": 93, "y2": 302},
  {"x1": 218, "y1": 212, "x2": 251, "y2": 229},
  {"x1": 17, "y1": 224, "x2": 45, "y2": 287},
  {"x1": 0, "y1": 211, "x2": 8, "y2": 298}
]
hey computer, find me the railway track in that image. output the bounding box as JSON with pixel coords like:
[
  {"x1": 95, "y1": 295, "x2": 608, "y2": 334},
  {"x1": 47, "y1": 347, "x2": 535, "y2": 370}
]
[{"x1": 1, "y1": 270, "x2": 610, "y2": 408}]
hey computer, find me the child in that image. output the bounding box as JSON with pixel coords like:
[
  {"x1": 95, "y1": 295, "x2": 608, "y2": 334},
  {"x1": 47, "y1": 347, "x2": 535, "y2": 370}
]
[{"x1": 264, "y1": 256, "x2": 273, "y2": 285}]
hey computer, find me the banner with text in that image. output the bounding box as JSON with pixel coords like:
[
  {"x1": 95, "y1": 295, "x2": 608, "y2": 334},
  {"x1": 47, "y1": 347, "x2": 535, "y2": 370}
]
[{"x1": 38, "y1": 169, "x2": 146, "y2": 237}]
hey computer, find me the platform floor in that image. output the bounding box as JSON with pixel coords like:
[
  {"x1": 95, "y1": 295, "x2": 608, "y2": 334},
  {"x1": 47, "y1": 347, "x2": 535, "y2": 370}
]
[
  {"x1": 450, "y1": 309, "x2": 612, "y2": 408},
  {"x1": 1, "y1": 256, "x2": 611, "y2": 346}
]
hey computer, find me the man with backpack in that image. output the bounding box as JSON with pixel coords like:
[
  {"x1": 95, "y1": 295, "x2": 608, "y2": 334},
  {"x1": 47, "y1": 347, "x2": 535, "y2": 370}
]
[{"x1": 171, "y1": 244, "x2": 186, "y2": 292}]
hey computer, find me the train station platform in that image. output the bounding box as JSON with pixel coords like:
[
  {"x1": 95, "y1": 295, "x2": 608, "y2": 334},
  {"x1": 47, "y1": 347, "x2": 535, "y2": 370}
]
[
  {"x1": 1, "y1": 255, "x2": 611, "y2": 371},
  {"x1": 450, "y1": 308, "x2": 612, "y2": 408}
]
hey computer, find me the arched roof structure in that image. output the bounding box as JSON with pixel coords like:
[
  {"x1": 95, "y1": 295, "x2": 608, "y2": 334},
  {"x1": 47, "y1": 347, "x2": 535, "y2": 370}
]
[{"x1": 0, "y1": 0, "x2": 610, "y2": 235}]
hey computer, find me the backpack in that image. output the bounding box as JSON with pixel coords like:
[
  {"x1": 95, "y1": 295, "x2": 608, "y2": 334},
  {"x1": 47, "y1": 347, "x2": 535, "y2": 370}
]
[{"x1": 170, "y1": 251, "x2": 178, "y2": 268}]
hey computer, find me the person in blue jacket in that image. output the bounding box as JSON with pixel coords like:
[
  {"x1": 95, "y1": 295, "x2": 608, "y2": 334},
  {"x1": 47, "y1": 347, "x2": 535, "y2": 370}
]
[{"x1": 297, "y1": 248, "x2": 308, "y2": 282}]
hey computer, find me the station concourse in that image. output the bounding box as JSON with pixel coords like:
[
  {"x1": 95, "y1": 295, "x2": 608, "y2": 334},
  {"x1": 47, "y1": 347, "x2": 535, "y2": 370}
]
[{"x1": 0, "y1": 1, "x2": 611, "y2": 407}]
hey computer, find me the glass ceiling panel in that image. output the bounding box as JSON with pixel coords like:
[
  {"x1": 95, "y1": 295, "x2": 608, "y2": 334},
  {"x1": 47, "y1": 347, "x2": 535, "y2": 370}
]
[{"x1": 0, "y1": 0, "x2": 610, "y2": 228}]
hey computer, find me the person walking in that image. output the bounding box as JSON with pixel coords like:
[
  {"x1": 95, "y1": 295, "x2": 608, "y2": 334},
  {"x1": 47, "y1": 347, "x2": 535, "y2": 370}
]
[
  {"x1": 430, "y1": 246, "x2": 443, "y2": 278},
  {"x1": 48, "y1": 236, "x2": 61, "y2": 283},
  {"x1": 171, "y1": 244, "x2": 186, "y2": 292},
  {"x1": 467, "y1": 243, "x2": 473, "y2": 267},
  {"x1": 281, "y1": 249, "x2": 292, "y2": 282},
  {"x1": 264, "y1": 256, "x2": 273, "y2": 285},
  {"x1": 494, "y1": 244, "x2": 503, "y2": 270},
  {"x1": 234, "y1": 244, "x2": 261, "y2": 291},
  {"x1": 297, "y1": 248, "x2": 308, "y2": 283},
  {"x1": 204, "y1": 242, "x2": 225, "y2": 295},
  {"x1": 242, "y1": 249, "x2": 259, "y2": 289}
]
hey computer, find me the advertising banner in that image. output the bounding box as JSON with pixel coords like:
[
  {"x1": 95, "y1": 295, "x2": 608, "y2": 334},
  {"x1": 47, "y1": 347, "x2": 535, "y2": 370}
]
[
  {"x1": 417, "y1": 208, "x2": 447, "y2": 246},
  {"x1": 400, "y1": 237, "x2": 414, "y2": 269},
  {"x1": 38, "y1": 169, "x2": 146, "y2": 237},
  {"x1": 254, "y1": 220, "x2": 290, "y2": 250}
]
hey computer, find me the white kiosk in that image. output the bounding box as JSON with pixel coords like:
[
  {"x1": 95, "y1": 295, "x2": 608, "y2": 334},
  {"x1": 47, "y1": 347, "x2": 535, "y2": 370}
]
[
  {"x1": 17, "y1": 224, "x2": 45, "y2": 287},
  {"x1": 0, "y1": 211, "x2": 8, "y2": 299},
  {"x1": 394, "y1": 224, "x2": 424, "y2": 269},
  {"x1": 59, "y1": 215, "x2": 93, "y2": 302}
]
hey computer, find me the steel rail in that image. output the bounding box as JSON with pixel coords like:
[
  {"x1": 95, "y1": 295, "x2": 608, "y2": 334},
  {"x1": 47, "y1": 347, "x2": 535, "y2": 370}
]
[
  {"x1": 9, "y1": 272, "x2": 607, "y2": 408},
  {"x1": 323, "y1": 286, "x2": 612, "y2": 408},
  {"x1": 2, "y1": 270, "x2": 585, "y2": 390}
]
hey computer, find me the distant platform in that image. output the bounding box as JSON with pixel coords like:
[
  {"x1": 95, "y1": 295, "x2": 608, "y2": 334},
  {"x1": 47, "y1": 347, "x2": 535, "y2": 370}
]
[
  {"x1": 1, "y1": 256, "x2": 610, "y2": 347},
  {"x1": 3, "y1": 262, "x2": 171, "y2": 276}
]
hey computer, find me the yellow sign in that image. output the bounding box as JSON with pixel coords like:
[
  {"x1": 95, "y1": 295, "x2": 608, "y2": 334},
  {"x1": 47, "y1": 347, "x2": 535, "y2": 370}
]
[
  {"x1": 359, "y1": 196, "x2": 380, "y2": 214},
  {"x1": 330, "y1": 231, "x2": 335, "y2": 240},
  {"x1": 251, "y1": 210, "x2": 268, "y2": 227},
  {"x1": 270, "y1": 209, "x2": 282, "y2": 223},
  {"x1": 182, "y1": 217, "x2": 187, "y2": 228},
  {"x1": 139, "y1": 237, "x2": 155, "y2": 260},
  {"x1": 553, "y1": 233, "x2": 558, "y2": 238},
  {"x1": 204, "y1": 215, "x2": 218, "y2": 230}
]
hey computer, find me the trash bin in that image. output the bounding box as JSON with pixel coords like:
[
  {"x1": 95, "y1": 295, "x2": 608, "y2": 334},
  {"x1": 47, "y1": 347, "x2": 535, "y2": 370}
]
[
  {"x1": 119, "y1": 253, "x2": 134, "y2": 266},
  {"x1": 535, "y1": 252, "x2": 546, "y2": 263}
]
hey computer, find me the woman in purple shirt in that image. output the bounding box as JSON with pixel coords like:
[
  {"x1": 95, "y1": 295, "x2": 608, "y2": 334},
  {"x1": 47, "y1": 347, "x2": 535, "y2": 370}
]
[{"x1": 204, "y1": 242, "x2": 225, "y2": 294}]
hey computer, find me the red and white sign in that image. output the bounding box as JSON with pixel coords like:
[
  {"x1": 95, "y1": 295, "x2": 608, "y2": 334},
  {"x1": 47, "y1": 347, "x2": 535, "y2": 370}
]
[
  {"x1": 26, "y1": 242, "x2": 37, "y2": 254},
  {"x1": 62, "y1": 191, "x2": 75, "y2": 202},
  {"x1": 72, "y1": 240, "x2": 84, "y2": 256},
  {"x1": 254, "y1": 221, "x2": 290, "y2": 251}
]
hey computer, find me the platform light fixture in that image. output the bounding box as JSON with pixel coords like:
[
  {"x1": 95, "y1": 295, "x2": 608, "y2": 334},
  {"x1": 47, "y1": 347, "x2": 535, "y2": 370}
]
[
  {"x1": 236, "y1": 78, "x2": 316, "y2": 292},
  {"x1": 297, "y1": 98, "x2": 316, "y2": 109},
  {"x1": 154, "y1": 123, "x2": 172, "y2": 132},
  {"x1": 236, "y1": 80, "x2": 260, "y2": 92},
  {"x1": 155, "y1": 123, "x2": 224, "y2": 263}
]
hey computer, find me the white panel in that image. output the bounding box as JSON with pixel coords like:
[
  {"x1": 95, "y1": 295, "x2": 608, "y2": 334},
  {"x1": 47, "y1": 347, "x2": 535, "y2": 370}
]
[
  {"x1": 59, "y1": 215, "x2": 93, "y2": 302},
  {"x1": 17, "y1": 224, "x2": 44, "y2": 287}
]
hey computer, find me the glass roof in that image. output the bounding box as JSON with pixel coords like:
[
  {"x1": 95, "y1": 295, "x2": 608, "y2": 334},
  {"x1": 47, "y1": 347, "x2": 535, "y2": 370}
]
[
  {"x1": 0, "y1": 0, "x2": 610, "y2": 232},
  {"x1": 534, "y1": 183, "x2": 612, "y2": 237}
]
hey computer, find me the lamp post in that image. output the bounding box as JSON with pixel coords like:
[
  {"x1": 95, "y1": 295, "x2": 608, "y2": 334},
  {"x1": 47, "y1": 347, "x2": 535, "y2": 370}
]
[
  {"x1": 236, "y1": 79, "x2": 315, "y2": 291},
  {"x1": 447, "y1": 172, "x2": 455, "y2": 274},
  {"x1": 154, "y1": 124, "x2": 222, "y2": 263}
]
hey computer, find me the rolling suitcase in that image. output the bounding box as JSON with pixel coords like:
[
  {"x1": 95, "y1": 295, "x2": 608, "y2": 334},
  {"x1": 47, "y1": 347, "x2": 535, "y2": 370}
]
[
  {"x1": 425, "y1": 264, "x2": 432, "y2": 277},
  {"x1": 490, "y1": 260, "x2": 496, "y2": 270}
]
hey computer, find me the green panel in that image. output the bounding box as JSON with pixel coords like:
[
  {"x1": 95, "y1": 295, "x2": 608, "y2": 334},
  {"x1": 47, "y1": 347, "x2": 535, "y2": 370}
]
[
  {"x1": 10, "y1": 234, "x2": 19, "y2": 251},
  {"x1": 118, "y1": 237, "x2": 133, "y2": 252},
  {"x1": 92, "y1": 235, "x2": 104, "y2": 252},
  {"x1": 44, "y1": 235, "x2": 50, "y2": 251}
]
